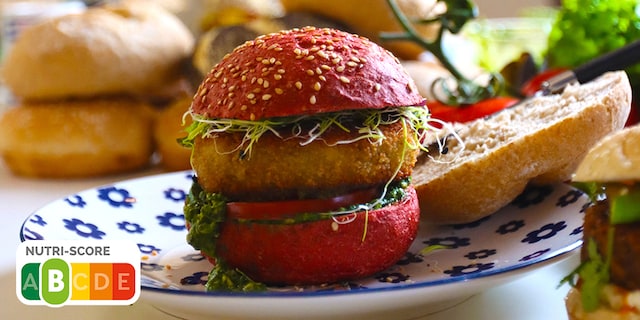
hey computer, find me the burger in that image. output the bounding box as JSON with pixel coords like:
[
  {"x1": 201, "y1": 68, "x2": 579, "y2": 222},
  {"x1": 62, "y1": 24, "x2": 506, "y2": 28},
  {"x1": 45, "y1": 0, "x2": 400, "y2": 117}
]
[
  {"x1": 564, "y1": 123, "x2": 640, "y2": 319},
  {"x1": 180, "y1": 27, "x2": 437, "y2": 290}
]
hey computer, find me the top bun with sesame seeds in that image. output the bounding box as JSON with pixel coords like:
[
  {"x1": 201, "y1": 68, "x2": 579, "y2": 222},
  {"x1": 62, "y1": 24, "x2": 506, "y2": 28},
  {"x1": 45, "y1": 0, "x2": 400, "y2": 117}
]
[
  {"x1": 190, "y1": 26, "x2": 424, "y2": 121},
  {"x1": 180, "y1": 27, "x2": 435, "y2": 290}
]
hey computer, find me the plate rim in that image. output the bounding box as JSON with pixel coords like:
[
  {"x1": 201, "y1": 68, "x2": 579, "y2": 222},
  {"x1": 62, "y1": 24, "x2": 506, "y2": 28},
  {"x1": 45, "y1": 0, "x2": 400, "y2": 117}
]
[{"x1": 18, "y1": 170, "x2": 584, "y2": 299}]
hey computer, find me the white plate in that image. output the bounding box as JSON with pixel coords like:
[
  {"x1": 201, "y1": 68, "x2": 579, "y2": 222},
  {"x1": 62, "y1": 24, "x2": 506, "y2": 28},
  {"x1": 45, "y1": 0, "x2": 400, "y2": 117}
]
[{"x1": 20, "y1": 171, "x2": 586, "y2": 320}]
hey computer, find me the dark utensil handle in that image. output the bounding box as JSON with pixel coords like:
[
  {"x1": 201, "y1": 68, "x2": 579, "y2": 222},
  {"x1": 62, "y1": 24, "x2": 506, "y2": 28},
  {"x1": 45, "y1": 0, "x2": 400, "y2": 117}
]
[{"x1": 574, "y1": 39, "x2": 640, "y2": 83}]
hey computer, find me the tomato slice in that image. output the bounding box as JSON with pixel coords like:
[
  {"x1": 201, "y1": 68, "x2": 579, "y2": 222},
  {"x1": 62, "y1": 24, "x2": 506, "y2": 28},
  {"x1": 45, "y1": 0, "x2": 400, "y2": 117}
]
[
  {"x1": 226, "y1": 188, "x2": 379, "y2": 220},
  {"x1": 428, "y1": 96, "x2": 519, "y2": 126}
]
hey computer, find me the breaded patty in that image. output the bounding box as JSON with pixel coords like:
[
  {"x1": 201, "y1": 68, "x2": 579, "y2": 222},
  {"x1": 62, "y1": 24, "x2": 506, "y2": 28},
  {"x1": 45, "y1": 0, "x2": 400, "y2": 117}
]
[
  {"x1": 191, "y1": 121, "x2": 419, "y2": 201},
  {"x1": 582, "y1": 200, "x2": 640, "y2": 291}
]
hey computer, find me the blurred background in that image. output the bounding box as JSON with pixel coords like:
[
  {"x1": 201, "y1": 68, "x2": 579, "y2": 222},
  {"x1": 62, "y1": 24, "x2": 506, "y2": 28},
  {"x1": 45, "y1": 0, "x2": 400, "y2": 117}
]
[{"x1": 0, "y1": 0, "x2": 637, "y2": 179}]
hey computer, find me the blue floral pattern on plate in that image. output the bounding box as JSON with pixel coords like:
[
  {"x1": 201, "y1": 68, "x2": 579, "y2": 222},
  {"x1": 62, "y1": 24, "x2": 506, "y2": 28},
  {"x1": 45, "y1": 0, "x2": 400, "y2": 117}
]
[{"x1": 19, "y1": 170, "x2": 586, "y2": 297}]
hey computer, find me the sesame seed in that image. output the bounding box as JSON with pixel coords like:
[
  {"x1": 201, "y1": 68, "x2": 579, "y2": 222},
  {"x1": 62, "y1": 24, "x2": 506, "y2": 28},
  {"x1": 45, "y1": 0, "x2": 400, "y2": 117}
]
[
  {"x1": 317, "y1": 51, "x2": 328, "y2": 59},
  {"x1": 241, "y1": 75, "x2": 247, "y2": 81},
  {"x1": 257, "y1": 78, "x2": 264, "y2": 85},
  {"x1": 228, "y1": 101, "x2": 234, "y2": 109},
  {"x1": 277, "y1": 69, "x2": 285, "y2": 74},
  {"x1": 275, "y1": 88, "x2": 283, "y2": 94},
  {"x1": 247, "y1": 93, "x2": 255, "y2": 99},
  {"x1": 319, "y1": 75, "x2": 327, "y2": 81},
  {"x1": 294, "y1": 48, "x2": 301, "y2": 55},
  {"x1": 305, "y1": 55, "x2": 315, "y2": 60},
  {"x1": 269, "y1": 57, "x2": 276, "y2": 64},
  {"x1": 261, "y1": 59, "x2": 270, "y2": 65},
  {"x1": 336, "y1": 66, "x2": 345, "y2": 72},
  {"x1": 347, "y1": 61, "x2": 357, "y2": 67},
  {"x1": 332, "y1": 58, "x2": 341, "y2": 64},
  {"x1": 241, "y1": 105, "x2": 248, "y2": 111},
  {"x1": 306, "y1": 69, "x2": 315, "y2": 76},
  {"x1": 262, "y1": 94, "x2": 272, "y2": 100},
  {"x1": 295, "y1": 81, "x2": 302, "y2": 89},
  {"x1": 263, "y1": 80, "x2": 270, "y2": 88},
  {"x1": 375, "y1": 83, "x2": 381, "y2": 91},
  {"x1": 321, "y1": 64, "x2": 331, "y2": 71},
  {"x1": 313, "y1": 82, "x2": 321, "y2": 91},
  {"x1": 310, "y1": 95, "x2": 317, "y2": 104},
  {"x1": 274, "y1": 74, "x2": 282, "y2": 80},
  {"x1": 250, "y1": 113, "x2": 256, "y2": 120},
  {"x1": 340, "y1": 76, "x2": 350, "y2": 83},
  {"x1": 315, "y1": 67, "x2": 322, "y2": 75}
]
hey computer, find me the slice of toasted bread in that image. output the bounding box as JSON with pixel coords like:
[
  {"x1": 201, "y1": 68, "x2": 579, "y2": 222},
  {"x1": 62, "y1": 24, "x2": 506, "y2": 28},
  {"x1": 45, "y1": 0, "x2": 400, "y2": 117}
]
[{"x1": 413, "y1": 71, "x2": 632, "y2": 224}]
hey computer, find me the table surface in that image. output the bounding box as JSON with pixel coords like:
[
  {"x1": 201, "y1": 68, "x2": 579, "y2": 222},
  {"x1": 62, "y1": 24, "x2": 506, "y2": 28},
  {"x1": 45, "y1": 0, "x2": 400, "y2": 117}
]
[{"x1": 0, "y1": 161, "x2": 578, "y2": 320}]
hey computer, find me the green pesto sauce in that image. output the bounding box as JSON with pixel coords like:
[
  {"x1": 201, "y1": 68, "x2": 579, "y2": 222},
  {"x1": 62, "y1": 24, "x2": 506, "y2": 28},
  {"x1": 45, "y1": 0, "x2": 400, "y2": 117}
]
[{"x1": 183, "y1": 177, "x2": 410, "y2": 292}]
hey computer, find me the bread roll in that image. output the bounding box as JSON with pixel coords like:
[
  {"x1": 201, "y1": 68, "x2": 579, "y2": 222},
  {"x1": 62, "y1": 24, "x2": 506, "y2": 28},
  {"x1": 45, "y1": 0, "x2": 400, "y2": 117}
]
[
  {"x1": 573, "y1": 123, "x2": 640, "y2": 182},
  {"x1": 153, "y1": 96, "x2": 192, "y2": 171},
  {"x1": 0, "y1": 99, "x2": 155, "y2": 178},
  {"x1": 412, "y1": 71, "x2": 632, "y2": 224},
  {"x1": 1, "y1": 0, "x2": 194, "y2": 101}
]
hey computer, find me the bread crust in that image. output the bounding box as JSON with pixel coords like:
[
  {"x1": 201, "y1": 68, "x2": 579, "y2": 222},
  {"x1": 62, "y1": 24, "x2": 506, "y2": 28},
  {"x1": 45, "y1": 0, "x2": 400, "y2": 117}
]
[
  {"x1": 1, "y1": 0, "x2": 194, "y2": 101},
  {"x1": 412, "y1": 71, "x2": 632, "y2": 224},
  {"x1": 0, "y1": 99, "x2": 154, "y2": 178},
  {"x1": 190, "y1": 27, "x2": 423, "y2": 121}
]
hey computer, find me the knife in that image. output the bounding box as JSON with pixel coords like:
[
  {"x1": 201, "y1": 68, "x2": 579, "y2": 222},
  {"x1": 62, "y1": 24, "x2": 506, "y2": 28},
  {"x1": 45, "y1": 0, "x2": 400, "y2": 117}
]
[{"x1": 540, "y1": 39, "x2": 640, "y2": 95}]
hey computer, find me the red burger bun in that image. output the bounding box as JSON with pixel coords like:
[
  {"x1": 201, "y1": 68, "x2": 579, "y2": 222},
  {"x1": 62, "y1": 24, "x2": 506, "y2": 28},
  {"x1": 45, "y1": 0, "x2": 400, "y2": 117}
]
[
  {"x1": 190, "y1": 26, "x2": 423, "y2": 121},
  {"x1": 209, "y1": 186, "x2": 420, "y2": 285}
]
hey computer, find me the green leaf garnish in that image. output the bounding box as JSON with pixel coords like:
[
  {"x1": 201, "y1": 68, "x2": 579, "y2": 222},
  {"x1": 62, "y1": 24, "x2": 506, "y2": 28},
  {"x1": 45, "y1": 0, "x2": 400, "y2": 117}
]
[
  {"x1": 559, "y1": 232, "x2": 614, "y2": 312},
  {"x1": 610, "y1": 188, "x2": 640, "y2": 224},
  {"x1": 419, "y1": 244, "x2": 450, "y2": 255},
  {"x1": 571, "y1": 181, "x2": 604, "y2": 203}
]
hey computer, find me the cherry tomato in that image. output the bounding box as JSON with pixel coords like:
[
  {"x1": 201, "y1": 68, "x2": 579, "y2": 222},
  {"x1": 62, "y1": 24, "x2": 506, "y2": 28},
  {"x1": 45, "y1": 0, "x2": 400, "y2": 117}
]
[
  {"x1": 226, "y1": 188, "x2": 378, "y2": 220},
  {"x1": 626, "y1": 100, "x2": 639, "y2": 126},
  {"x1": 520, "y1": 68, "x2": 567, "y2": 97},
  {"x1": 428, "y1": 96, "x2": 519, "y2": 125}
]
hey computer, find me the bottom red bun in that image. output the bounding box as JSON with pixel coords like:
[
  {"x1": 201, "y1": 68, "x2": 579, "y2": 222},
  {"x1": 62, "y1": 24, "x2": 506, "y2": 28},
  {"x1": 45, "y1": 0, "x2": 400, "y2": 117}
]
[{"x1": 209, "y1": 186, "x2": 420, "y2": 286}]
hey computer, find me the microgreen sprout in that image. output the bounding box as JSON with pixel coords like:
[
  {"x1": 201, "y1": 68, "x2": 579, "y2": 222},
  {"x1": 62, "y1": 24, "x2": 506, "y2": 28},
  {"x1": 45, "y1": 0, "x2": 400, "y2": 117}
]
[{"x1": 182, "y1": 106, "x2": 454, "y2": 158}]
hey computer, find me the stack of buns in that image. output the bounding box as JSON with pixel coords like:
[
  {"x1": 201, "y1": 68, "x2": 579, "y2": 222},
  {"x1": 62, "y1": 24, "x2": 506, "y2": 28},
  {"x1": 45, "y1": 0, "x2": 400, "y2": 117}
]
[{"x1": 0, "y1": 0, "x2": 194, "y2": 178}]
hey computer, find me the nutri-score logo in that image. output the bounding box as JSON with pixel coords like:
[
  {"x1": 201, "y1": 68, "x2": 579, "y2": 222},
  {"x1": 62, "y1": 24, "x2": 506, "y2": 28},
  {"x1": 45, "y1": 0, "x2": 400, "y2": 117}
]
[{"x1": 16, "y1": 240, "x2": 140, "y2": 307}]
